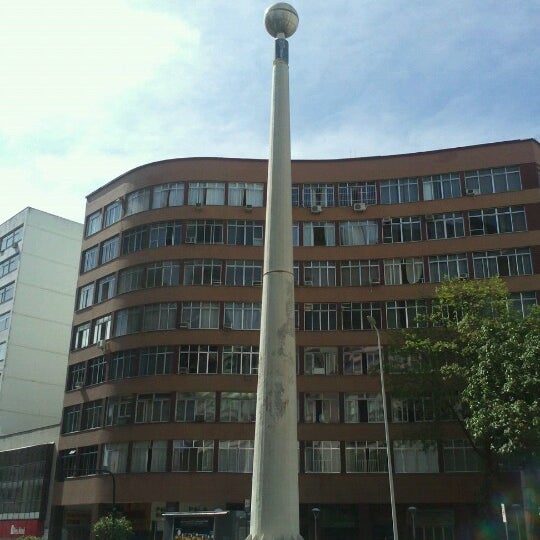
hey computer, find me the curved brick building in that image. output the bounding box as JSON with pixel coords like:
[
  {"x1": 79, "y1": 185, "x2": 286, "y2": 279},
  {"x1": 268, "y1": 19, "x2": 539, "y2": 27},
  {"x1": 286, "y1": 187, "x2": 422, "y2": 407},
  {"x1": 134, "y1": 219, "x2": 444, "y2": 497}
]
[{"x1": 52, "y1": 139, "x2": 540, "y2": 540}]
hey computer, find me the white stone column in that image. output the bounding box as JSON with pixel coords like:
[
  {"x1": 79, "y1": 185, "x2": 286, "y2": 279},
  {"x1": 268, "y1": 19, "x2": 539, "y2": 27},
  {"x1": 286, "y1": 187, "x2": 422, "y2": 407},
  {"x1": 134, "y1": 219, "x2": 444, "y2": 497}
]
[{"x1": 247, "y1": 4, "x2": 301, "y2": 540}]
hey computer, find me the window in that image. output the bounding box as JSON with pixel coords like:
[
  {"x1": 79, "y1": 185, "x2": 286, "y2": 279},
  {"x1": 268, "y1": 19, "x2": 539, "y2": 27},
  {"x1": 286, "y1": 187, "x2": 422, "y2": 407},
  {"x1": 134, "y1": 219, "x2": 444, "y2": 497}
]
[
  {"x1": 343, "y1": 347, "x2": 379, "y2": 375},
  {"x1": 185, "y1": 220, "x2": 224, "y2": 244},
  {"x1": 428, "y1": 254, "x2": 469, "y2": 282},
  {"x1": 0, "y1": 282, "x2": 15, "y2": 304},
  {"x1": 422, "y1": 173, "x2": 461, "y2": 200},
  {"x1": 67, "y1": 362, "x2": 86, "y2": 390},
  {"x1": 149, "y1": 221, "x2": 182, "y2": 248},
  {"x1": 472, "y1": 248, "x2": 532, "y2": 278},
  {"x1": 509, "y1": 292, "x2": 537, "y2": 316},
  {"x1": 223, "y1": 302, "x2": 261, "y2": 330},
  {"x1": 339, "y1": 221, "x2": 378, "y2": 246},
  {"x1": 114, "y1": 306, "x2": 142, "y2": 336},
  {"x1": 77, "y1": 283, "x2": 95, "y2": 310},
  {"x1": 304, "y1": 393, "x2": 339, "y2": 423},
  {"x1": 302, "y1": 184, "x2": 335, "y2": 207},
  {"x1": 183, "y1": 259, "x2": 222, "y2": 285},
  {"x1": 345, "y1": 441, "x2": 387, "y2": 473},
  {"x1": 344, "y1": 393, "x2": 383, "y2": 422},
  {"x1": 225, "y1": 260, "x2": 262, "y2": 286},
  {"x1": 392, "y1": 397, "x2": 434, "y2": 422},
  {"x1": 341, "y1": 302, "x2": 382, "y2": 330},
  {"x1": 228, "y1": 182, "x2": 264, "y2": 207},
  {"x1": 179, "y1": 345, "x2": 219, "y2": 374},
  {"x1": 220, "y1": 392, "x2": 256, "y2": 422},
  {"x1": 465, "y1": 166, "x2": 521, "y2": 194},
  {"x1": 146, "y1": 261, "x2": 180, "y2": 287},
  {"x1": 125, "y1": 188, "x2": 150, "y2": 216},
  {"x1": 443, "y1": 440, "x2": 480, "y2": 472},
  {"x1": 304, "y1": 347, "x2": 337, "y2": 375},
  {"x1": 380, "y1": 178, "x2": 419, "y2": 204},
  {"x1": 383, "y1": 258, "x2": 424, "y2": 285},
  {"x1": 304, "y1": 441, "x2": 341, "y2": 473},
  {"x1": 103, "y1": 200, "x2": 122, "y2": 227},
  {"x1": 81, "y1": 400, "x2": 103, "y2": 430},
  {"x1": 102, "y1": 443, "x2": 129, "y2": 473},
  {"x1": 218, "y1": 440, "x2": 254, "y2": 473},
  {"x1": 304, "y1": 303, "x2": 337, "y2": 331},
  {"x1": 176, "y1": 392, "x2": 216, "y2": 422},
  {"x1": 383, "y1": 216, "x2": 422, "y2": 243},
  {"x1": 93, "y1": 315, "x2": 111, "y2": 343},
  {"x1": 100, "y1": 236, "x2": 120, "y2": 264},
  {"x1": 152, "y1": 182, "x2": 184, "y2": 208},
  {"x1": 340, "y1": 259, "x2": 380, "y2": 286},
  {"x1": 303, "y1": 261, "x2": 336, "y2": 286},
  {"x1": 227, "y1": 220, "x2": 264, "y2": 246},
  {"x1": 172, "y1": 440, "x2": 214, "y2": 472},
  {"x1": 122, "y1": 225, "x2": 149, "y2": 254},
  {"x1": 117, "y1": 266, "x2": 145, "y2": 294},
  {"x1": 0, "y1": 254, "x2": 19, "y2": 279},
  {"x1": 222, "y1": 345, "x2": 259, "y2": 375},
  {"x1": 85, "y1": 211, "x2": 102, "y2": 237},
  {"x1": 73, "y1": 323, "x2": 91, "y2": 349},
  {"x1": 96, "y1": 274, "x2": 116, "y2": 302},
  {"x1": 338, "y1": 182, "x2": 377, "y2": 206},
  {"x1": 131, "y1": 441, "x2": 167, "y2": 472},
  {"x1": 292, "y1": 185, "x2": 300, "y2": 207},
  {"x1": 393, "y1": 440, "x2": 438, "y2": 473},
  {"x1": 79, "y1": 446, "x2": 99, "y2": 476},
  {"x1": 105, "y1": 395, "x2": 134, "y2": 426},
  {"x1": 62, "y1": 405, "x2": 80, "y2": 434},
  {"x1": 135, "y1": 393, "x2": 171, "y2": 423},
  {"x1": 87, "y1": 356, "x2": 106, "y2": 385},
  {"x1": 140, "y1": 346, "x2": 174, "y2": 376},
  {"x1": 468, "y1": 206, "x2": 526, "y2": 235},
  {"x1": 0, "y1": 312, "x2": 10, "y2": 332},
  {"x1": 109, "y1": 350, "x2": 137, "y2": 380},
  {"x1": 292, "y1": 222, "x2": 299, "y2": 246},
  {"x1": 426, "y1": 213, "x2": 465, "y2": 240},
  {"x1": 303, "y1": 222, "x2": 336, "y2": 246},
  {"x1": 181, "y1": 302, "x2": 220, "y2": 329},
  {"x1": 386, "y1": 300, "x2": 427, "y2": 329},
  {"x1": 188, "y1": 182, "x2": 225, "y2": 205},
  {"x1": 0, "y1": 227, "x2": 22, "y2": 252},
  {"x1": 142, "y1": 303, "x2": 177, "y2": 331},
  {"x1": 82, "y1": 246, "x2": 98, "y2": 272}
]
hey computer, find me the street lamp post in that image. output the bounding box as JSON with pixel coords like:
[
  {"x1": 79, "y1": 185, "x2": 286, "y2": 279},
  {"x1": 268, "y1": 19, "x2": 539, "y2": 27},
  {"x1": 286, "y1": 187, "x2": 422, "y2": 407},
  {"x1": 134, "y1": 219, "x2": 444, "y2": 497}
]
[
  {"x1": 311, "y1": 508, "x2": 320, "y2": 540},
  {"x1": 367, "y1": 316, "x2": 399, "y2": 540}
]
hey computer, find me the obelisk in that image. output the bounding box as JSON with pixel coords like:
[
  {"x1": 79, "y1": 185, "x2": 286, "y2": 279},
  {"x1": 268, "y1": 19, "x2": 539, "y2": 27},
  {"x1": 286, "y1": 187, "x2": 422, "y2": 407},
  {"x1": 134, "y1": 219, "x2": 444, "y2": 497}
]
[{"x1": 246, "y1": 4, "x2": 301, "y2": 540}]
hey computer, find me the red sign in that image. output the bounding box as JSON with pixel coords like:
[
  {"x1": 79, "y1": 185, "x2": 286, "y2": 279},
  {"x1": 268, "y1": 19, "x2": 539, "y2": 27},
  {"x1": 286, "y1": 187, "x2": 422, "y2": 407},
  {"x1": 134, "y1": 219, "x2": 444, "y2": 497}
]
[{"x1": 0, "y1": 520, "x2": 43, "y2": 537}]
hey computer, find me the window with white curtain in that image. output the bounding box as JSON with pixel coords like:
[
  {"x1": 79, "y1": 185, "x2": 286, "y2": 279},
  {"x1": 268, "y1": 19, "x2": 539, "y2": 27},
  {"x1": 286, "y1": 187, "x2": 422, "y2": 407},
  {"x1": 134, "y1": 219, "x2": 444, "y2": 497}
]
[
  {"x1": 472, "y1": 248, "x2": 532, "y2": 278},
  {"x1": 304, "y1": 393, "x2": 339, "y2": 423},
  {"x1": 85, "y1": 211, "x2": 102, "y2": 237},
  {"x1": 340, "y1": 259, "x2": 380, "y2": 286},
  {"x1": 345, "y1": 441, "x2": 387, "y2": 473},
  {"x1": 340, "y1": 220, "x2": 379, "y2": 246},
  {"x1": 100, "y1": 236, "x2": 120, "y2": 264},
  {"x1": 180, "y1": 302, "x2": 220, "y2": 329},
  {"x1": 428, "y1": 254, "x2": 469, "y2": 282},
  {"x1": 228, "y1": 182, "x2": 264, "y2": 207},
  {"x1": 131, "y1": 440, "x2": 168, "y2": 472},
  {"x1": 426, "y1": 213, "x2": 465, "y2": 240},
  {"x1": 341, "y1": 302, "x2": 382, "y2": 330},
  {"x1": 102, "y1": 443, "x2": 129, "y2": 473},
  {"x1": 220, "y1": 392, "x2": 257, "y2": 422},
  {"x1": 302, "y1": 184, "x2": 335, "y2": 207},
  {"x1": 222, "y1": 345, "x2": 259, "y2": 374},
  {"x1": 303, "y1": 347, "x2": 337, "y2": 375},
  {"x1": 172, "y1": 440, "x2": 214, "y2": 472},
  {"x1": 344, "y1": 393, "x2": 383, "y2": 423},
  {"x1": 179, "y1": 345, "x2": 219, "y2": 374},
  {"x1": 176, "y1": 392, "x2": 216, "y2": 422},
  {"x1": 422, "y1": 173, "x2": 461, "y2": 200},
  {"x1": 152, "y1": 183, "x2": 184, "y2": 208},
  {"x1": 393, "y1": 440, "x2": 438, "y2": 473},
  {"x1": 218, "y1": 440, "x2": 254, "y2": 473},
  {"x1": 223, "y1": 302, "x2": 261, "y2": 330},
  {"x1": 342, "y1": 347, "x2": 379, "y2": 375},
  {"x1": 103, "y1": 200, "x2": 122, "y2": 227},
  {"x1": 188, "y1": 182, "x2": 225, "y2": 205},
  {"x1": 125, "y1": 188, "x2": 150, "y2": 216},
  {"x1": 303, "y1": 222, "x2": 336, "y2": 246},
  {"x1": 338, "y1": 182, "x2": 377, "y2": 206},
  {"x1": 82, "y1": 246, "x2": 98, "y2": 272},
  {"x1": 93, "y1": 315, "x2": 111, "y2": 343},
  {"x1": 304, "y1": 441, "x2": 341, "y2": 473},
  {"x1": 78, "y1": 283, "x2": 94, "y2": 310},
  {"x1": 303, "y1": 261, "x2": 336, "y2": 286},
  {"x1": 74, "y1": 323, "x2": 91, "y2": 349},
  {"x1": 225, "y1": 260, "x2": 262, "y2": 286},
  {"x1": 383, "y1": 258, "x2": 424, "y2": 285}
]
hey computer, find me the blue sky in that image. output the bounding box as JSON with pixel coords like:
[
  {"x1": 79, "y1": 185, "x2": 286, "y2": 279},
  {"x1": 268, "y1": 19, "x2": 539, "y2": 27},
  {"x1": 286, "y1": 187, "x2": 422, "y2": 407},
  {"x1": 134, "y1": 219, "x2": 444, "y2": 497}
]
[{"x1": 1, "y1": 0, "x2": 539, "y2": 224}]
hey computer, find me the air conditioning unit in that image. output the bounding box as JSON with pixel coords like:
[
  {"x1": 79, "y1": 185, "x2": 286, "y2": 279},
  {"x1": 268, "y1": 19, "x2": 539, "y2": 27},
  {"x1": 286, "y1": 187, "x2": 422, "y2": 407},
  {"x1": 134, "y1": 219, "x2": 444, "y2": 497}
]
[
  {"x1": 304, "y1": 280, "x2": 313, "y2": 286},
  {"x1": 424, "y1": 214, "x2": 435, "y2": 221},
  {"x1": 244, "y1": 204, "x2": 253, "y2": 211},
  {"x1": 252, "y1": 280, "x2": 262, "y2": 287},
  {"x1": 178, "y1": 322, "x2": 190, "y2": 329},
  {"x1": 312, "y1": 367, "x2": 326, "y2": 375},
  {"x1": 185, "y1": 237, "x2": 196, "y2": 244},
  {"x1": 466, "y1": 188, "x2": 480, "y2": 196},
  {"x1": 382, "y1": 217, "x2": 392, "y2": 224},
  {"x1": 304, "y1": 303, "x2": 313, "y2": 311},
  {"x1": 353, "y1": 202, "x2": 367, "y2": 212},
  {"x1": 310, "y1": 205, "x2": 322, "y2": 214}
]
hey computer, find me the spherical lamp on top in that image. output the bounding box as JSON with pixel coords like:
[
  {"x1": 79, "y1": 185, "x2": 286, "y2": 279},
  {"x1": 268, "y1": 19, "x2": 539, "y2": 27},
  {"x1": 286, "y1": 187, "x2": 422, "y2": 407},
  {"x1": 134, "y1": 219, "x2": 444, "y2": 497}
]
[{"x1": 264, "y1": 3, "x2": 299, "y2": 38}]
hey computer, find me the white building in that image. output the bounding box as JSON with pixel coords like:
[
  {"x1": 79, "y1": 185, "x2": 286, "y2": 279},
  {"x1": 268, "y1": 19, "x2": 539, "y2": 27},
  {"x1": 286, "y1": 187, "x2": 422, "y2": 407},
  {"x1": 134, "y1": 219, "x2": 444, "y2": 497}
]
[{"x1": 0, "y1": 208, "x2": 82, "y2": 435}]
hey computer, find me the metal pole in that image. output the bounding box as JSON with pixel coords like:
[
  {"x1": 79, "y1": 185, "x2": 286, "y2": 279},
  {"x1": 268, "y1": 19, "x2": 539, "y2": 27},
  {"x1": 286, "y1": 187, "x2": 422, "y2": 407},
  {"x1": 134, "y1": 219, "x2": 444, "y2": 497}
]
[{"x1": 368, "y1": 316, "x2": 399, "y2": 540}]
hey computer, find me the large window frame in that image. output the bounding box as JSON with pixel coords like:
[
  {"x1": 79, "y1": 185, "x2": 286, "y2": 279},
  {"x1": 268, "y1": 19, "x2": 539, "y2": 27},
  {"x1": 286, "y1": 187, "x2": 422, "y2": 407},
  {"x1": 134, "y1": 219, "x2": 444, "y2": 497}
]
[
  {"x1": 465, "y1": 166, "x2": 521, "y2": 194},
  {"x1": 339, "y1": 221, "x2": 378, "y2": 246},
  {"x1": 422, "y1": 173, "x2": 461, "y2": 200},
  {"x1": 338, "y1": 182, "x2": 377, "y2": 206},
  {"x1": 304, "y1": 441, "x2": 341, "y2": 473},
  {"x1": 468, "y1": 206, "x2": 526, "y2": 235},
  {"x1": 380, "y1": 178, "x2": 419, "y2": 204}
]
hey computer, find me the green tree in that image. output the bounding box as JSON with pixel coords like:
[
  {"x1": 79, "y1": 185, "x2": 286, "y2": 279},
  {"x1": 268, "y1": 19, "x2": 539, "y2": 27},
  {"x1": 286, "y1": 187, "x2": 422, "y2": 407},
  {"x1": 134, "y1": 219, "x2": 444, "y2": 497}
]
[{"x1": 93, "y1": 514, "x2": 134, "y2": 540}]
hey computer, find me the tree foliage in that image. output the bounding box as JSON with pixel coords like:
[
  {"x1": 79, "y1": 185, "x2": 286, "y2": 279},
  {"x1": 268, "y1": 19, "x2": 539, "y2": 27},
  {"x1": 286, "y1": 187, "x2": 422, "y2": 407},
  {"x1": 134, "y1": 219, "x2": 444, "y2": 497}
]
[
  {"x1": 392, "y1": 277, "x2": 540, "y2": 463},
  {"x1": 93, "y1": 514, "x2": 134, "y2": 540}
]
